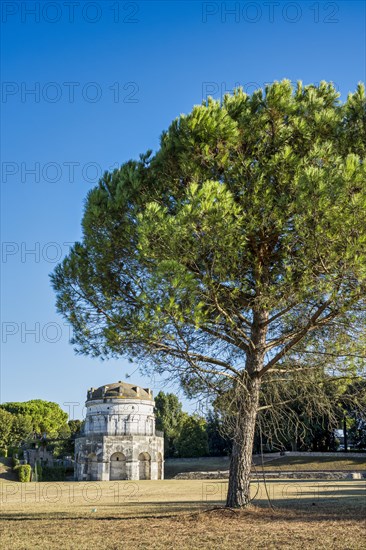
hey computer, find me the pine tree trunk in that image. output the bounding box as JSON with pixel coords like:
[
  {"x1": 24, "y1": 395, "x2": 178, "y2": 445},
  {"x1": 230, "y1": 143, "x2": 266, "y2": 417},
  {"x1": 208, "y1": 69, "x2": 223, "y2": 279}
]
[
  {"x1": 226, "y1": 309, "x2": 268, "y2": 508},
  {"x1": 226, "y1": 375, "x2": 261, "y2": 508}
]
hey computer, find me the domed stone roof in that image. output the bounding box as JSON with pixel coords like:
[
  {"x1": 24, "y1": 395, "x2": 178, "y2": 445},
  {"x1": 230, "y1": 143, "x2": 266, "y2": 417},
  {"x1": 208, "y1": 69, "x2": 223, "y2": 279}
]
[{"x1": 87, "y1": 382, "x2": 153, "y2": 401}]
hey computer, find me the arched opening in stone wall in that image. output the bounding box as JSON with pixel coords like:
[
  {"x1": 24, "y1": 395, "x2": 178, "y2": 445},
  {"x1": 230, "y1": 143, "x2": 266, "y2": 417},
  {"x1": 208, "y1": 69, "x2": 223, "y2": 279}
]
[
  {"x1": 138, "y1": 452, "x2": 151, "y2": 480},
  {"x1": 110, "y1": 452, "x2": 127, "y2": 480},
  {"x1": 87, "y1": 453, "x2": 98, "y2": 481},
  {"x1": 157, "y1": 452, "x2": 163, "y2": 480}
]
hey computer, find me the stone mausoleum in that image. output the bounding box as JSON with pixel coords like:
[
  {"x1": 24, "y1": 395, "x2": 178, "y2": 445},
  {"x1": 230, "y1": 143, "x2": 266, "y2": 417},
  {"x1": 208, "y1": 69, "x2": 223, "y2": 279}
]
[{"x1": 75, "y1": 382, "x2": 164, "y2": 481}]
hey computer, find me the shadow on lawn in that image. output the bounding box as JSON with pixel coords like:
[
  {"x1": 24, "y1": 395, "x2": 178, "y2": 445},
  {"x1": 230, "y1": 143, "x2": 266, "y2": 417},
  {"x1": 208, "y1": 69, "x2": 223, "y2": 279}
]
[
  {"x1": 0, "y1": 459, "x2": 18, "y2": 482},
  {"x1": 1, "y1": 505, "x2": 365, "y2": 523},
  {"x1": 1, "y1": 495, "x2": 365, "y2": 523}
]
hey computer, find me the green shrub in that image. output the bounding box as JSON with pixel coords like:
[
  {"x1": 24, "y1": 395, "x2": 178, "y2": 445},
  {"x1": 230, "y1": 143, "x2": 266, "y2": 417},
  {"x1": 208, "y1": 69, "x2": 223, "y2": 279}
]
[
  {"x1": 0, "y1": 447, "x2": 8, "y2": 457},
  {"x1": 15, "y1": 464, "x2": 32, "y2": 482}
]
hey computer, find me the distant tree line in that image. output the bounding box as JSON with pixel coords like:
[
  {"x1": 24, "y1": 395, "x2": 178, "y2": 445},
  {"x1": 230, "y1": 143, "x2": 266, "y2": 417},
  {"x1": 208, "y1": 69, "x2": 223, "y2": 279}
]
[
  {"x1": 0, "y1": 400, "x2": 82, "y2": 457},
  {"x1": 155, "y1": 379, "x2": 366, "y2": 459},
  {"x1": 253, "y1": 375, "x2": 366, "y2": 453},
  {"x1": 1, "y1": 381, "x2": 365, "y2": 462}
]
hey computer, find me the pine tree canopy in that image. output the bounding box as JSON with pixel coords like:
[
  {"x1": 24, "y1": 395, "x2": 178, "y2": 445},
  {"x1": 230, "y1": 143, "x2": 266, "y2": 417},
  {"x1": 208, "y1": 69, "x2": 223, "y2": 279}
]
[{"x1": 51, "y1": 80, "x2": 366, "y2": 391}]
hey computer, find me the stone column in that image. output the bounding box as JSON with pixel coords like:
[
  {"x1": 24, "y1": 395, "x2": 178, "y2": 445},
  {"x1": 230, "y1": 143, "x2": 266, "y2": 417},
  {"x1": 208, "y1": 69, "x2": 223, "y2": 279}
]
[
  {"x1": 129, "y1": 460, "x2": 139, "y2": 480},
  {"x1": 150, "y1": 461, "x2": 158, "y2": 480},
  {"x1": 100, "y1": 460, "x2": 110, "y2": 481}
]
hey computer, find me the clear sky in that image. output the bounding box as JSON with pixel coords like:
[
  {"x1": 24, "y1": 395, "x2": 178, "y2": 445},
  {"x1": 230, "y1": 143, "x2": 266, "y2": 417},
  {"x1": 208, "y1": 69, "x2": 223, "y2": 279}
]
[{"x1": 1, "y1": 0, "x2": 365, "y2": 420}]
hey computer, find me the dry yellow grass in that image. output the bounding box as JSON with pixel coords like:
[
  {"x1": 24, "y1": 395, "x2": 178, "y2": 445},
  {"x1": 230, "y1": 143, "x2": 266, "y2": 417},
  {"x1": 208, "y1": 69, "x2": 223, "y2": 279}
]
[{"x1": 0, "y1": 479, "x2": 365, "y2": 549}]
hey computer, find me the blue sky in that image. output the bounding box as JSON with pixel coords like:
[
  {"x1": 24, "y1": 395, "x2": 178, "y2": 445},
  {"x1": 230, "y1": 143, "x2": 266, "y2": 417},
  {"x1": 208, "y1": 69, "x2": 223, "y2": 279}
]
[{"x1": 1, "y1": 0, "x2": 365, "y2": 419}]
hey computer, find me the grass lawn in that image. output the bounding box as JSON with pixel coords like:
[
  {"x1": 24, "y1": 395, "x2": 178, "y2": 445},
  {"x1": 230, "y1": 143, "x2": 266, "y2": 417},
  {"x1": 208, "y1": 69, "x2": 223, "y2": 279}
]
[
  {"x1": 165, "y1": 456, "x2": 230, "y2": 477},
  {"x1": 165, "y1": 455, "x2": 366, "y2": 478},
  {"x1": 263, "y1": 455, "x2": 366, "y2": 471},
  {"x1": 0, "y1": 478, "x2": 365, "y2": 549}
]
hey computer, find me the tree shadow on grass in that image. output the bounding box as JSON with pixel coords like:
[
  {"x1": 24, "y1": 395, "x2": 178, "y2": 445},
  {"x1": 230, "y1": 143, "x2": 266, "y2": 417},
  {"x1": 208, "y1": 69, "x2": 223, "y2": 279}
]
[{"x1": 1, "y1": 497, "x2": 365, "y2": 524}]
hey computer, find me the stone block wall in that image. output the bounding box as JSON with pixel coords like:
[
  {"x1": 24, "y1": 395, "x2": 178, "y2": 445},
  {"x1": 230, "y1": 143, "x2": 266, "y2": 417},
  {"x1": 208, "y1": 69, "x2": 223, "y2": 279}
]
[{"x1": 75, "y1": 434, "x2": 164, "y2": 481}]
